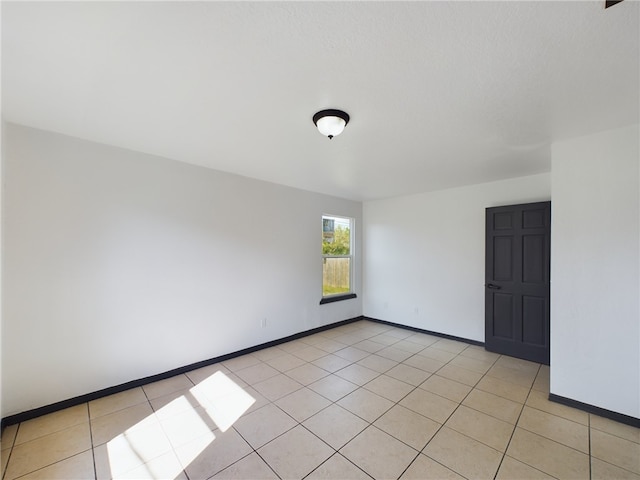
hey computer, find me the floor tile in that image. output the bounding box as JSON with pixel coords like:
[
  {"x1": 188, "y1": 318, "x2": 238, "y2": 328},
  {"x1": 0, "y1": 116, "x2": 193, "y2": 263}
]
[
  {"x1": 590, "y1": 414, "x2": 640, "y2": 443},
  {"x1": 285, "y1": 363, "x2": 329, "y2": 385},
  {"x1": 1, "y1": 424, "x2": 18, "y2": 449},
  {"x1": 303, "y1": 404, "x2": 368, "y2": 449},
  {"x1": 251, "y1": 346, "x2": 287, "y2": 361},
  {"x1": 526, "y1": 389, "x2": 589, "y2": 425},
  {"x1": 338, "y1": 388, "x2": 394, "y2": 423},
  {"x1": 364, "y1": 374, "x2": 414, "y2": 402},
  {"x1": 252, "y1": 373, "x2": 303, "y2": 401},
  {"x1": 314, "y1": 339, "x2": 349, "y2": 354},
  {"x1": 258, "y1": 425, "x2": 333, "y2": 479},
  {"x1": 436, "y1": 364, "x2": 483, "y2": 386},
  {"x1": 233, "y1": 403, "x2": 296, "y2": 449},
  {"x1": 142, "y1": 374, "x2": 194, "y2": 400},
  {"x1": 419, "y1": 375, "x2": 472, "y2": 403},
  {"x1": 312, "y1": 353, "x2": 352, "y2": 373},
  {"x1": 399, "y1": 388, "x2": 458, "y2": 423},
  {"x1": 174, "y1": 428, "x2": 252, "y2": 479},
  {"x1": 306, "y1": 453, "x2": 372, "y2": 480},
  {"x1": 204, "y1": 384, "x2": 267, "y2": 430},
  {"x1": 458, "y1": 346, "x2": 500, "y2": 362},
  {"x1": 292, "y1": 346, "x2": 327, "y2": 362},
  {"x1": 334, "y1": 346, "x2": 371, "y2": 362},
  {"x1": 212, "y1": 452, "x2": 278, "y2": 479},
  {"x1": 462, "y1": 388, "x2": 523, "y2": 424},
  {"x1": 15, "y1": 404, "x2": 88, "y2": 446},
  {"x1": 399, "y1": 453, "x2": 464, "y2": 479},
  {"x1": 90, "y1": 402, "x2": 157, "y2": 446},
  {"x1": 222, "y1": 354, "x2": 262, "y2": 372},
  {"x1": 14, "y1": 322, "x2": 633, "y2": 480},
  {"x1": 275, "y1": 387, "x2": 331, "y2": 422},
  {"x1": 17, "y1": 450, "x2": 95, "y2": 480},
  {"x1": 160, "y1": 406, "x2": 217, "y2": 449},
  {"x1": 265, "y1": 352, "x2": 307, "y2": 372},
  {"x1": 300, "y1": 334, "x2": 329, "y2": 346},
  {"x1": 386, "y1": 363, "x2": 431, "y2": 386},
  {"x1": 591, "y1": 428, "x2": 640, "y2": 474},
  {"x1": 418, "y1": 347, "x2": 458, "y2": 363},
  {"x1": 150, "y1": 389, "x2": 200, "y2": 421},
  {"x1": 591, "y1": 457, "x2": 640, "y2": 480},
  {"x1": 5, "y1": 423, "x2": 92, "y2": 480},
  {"x1": 369, "y1": 333, "x2": 401, "y2": 346},
  {"x1": 532, "y1": 365, "x2": 550, "y2": 393},
  {"x1": 340, "y1": 426, "x2": 418, "y2": 479},
  {"x1": 234, "y1": 362, "x2": 280, "y2": 385},
  {"x1": 2, "y1": 448, "x2": 10, "y2": 477},
  {"x1": 406, "y1": 333, "x2": 440, "y2": 347},
  {"x1": 393, "y1": 339, "x2": 426, "y2": 354},
  {"x1": 376, "y1": 346, "x2": 414, "y2": 362},
  {"x1": 374, "y1": 405, "x2": 440, "y2": 451},
  {"x1": 333, "y1": 333, "x2": 365, "y2": 346},
  {"x1": 449, "y1": 354, "x2": 495, "y2": 374},
  {"x1": 487, "y1": 364, "x2": 536, "y2": 388},
  {"x1": 308, "y1": 374, "x2": 359, "y2": 402},
  {"x1": 495, "y1": 455, "x2": 555, "y2": 479},
  {"x1": 356, "y1": 354, "x2": 398, "y2": 373},
  {"x1": 430, "y1": 339, "x2": 468, "y2": 354},
  {"x1": 423, "y1": 426, "x2": 502, "y2": 479},
  {"x1": 189, "y1": 371, "x2": 264, "y2": 429},
  {"x1": 88, "y1": 387, "x2": 148, "y2": 419},
  {"x1": 445, "y1": 405, "x2": 514, "y2": 452},
  {"x1": 185, "y1": 363, "x2": 231, "y2": 385},
  {"x1": 352, "y1": 339, "x2": 386, "y2": 353},
  {"x1": 93, "y1": 421, "x2": 173, "y2": 479},
  {"x1": 334, "y1": 363, "x2": 379, "y2": 386},
  {"x1": 110, "y1": 450, "x2": 187, "y2": 480},
  {"x1": 403, "y1": 354, "x2": 445, "y2": 373},
  {"x1": 518, "y1": 406, "x2": 589, "y2": 453},
  {"x1": 494, "y1": 355, "x2": 540, "y2": 374},
  {"x1": 476, "y1": 375, "x2": 530, "y2": 403},
  {"x1": 383, "y1": 327, "x2": 413, "y2": 339},
  {"x1": 506, "y1": 427, "x2": 589, "y2": 479}
]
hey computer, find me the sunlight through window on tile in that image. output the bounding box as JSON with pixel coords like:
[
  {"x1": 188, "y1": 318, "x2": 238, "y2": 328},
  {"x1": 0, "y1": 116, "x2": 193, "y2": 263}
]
[
  {"x1": 105, "y1": 371, "x2": 254, "y2": 478},
  {"x1": 190, "y1": 370, "x2": 256, "y2": 431},
  {"x1": 106, "y1": 420, "x2": 187, "y2": 479}
]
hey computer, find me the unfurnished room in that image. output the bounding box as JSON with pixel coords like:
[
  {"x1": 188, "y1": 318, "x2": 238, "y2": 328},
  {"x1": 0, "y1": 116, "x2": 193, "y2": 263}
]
[{"x1": 0, "y1": 1, "x2": 639, "y2": 479}]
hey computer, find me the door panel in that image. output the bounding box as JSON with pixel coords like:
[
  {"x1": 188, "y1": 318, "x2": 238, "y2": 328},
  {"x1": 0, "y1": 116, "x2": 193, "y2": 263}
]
[{"x1": 485, "y1": 201, "x2": 550, "y2": 364}]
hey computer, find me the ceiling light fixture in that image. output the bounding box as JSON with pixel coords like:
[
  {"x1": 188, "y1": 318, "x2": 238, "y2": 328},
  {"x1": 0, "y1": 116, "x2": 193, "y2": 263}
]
[{"x1": 313, "y1": 109, "x2": 350, "y2": 139}]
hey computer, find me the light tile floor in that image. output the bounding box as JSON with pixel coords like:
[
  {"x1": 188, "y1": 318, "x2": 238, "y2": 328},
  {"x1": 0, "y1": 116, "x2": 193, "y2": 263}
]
[{"x1": 2, "y1": 320, "x2": 639, "y2": 479}]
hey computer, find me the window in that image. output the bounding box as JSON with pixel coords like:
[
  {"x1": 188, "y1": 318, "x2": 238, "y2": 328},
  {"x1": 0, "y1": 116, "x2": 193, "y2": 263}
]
[{"x1": 321, "y1": 215, "x2": 355, "y2": 303}]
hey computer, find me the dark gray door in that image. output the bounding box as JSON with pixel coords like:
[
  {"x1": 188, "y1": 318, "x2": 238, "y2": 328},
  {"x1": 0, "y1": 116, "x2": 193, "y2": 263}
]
[{"x1": 485, "y1": 201, "x2": 551, "y2": 365}]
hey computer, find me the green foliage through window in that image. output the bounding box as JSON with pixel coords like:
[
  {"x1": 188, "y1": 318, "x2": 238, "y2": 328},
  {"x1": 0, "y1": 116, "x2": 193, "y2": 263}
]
[{"x1": 322, "y1": 226, "x2": 351, "y2": 255}]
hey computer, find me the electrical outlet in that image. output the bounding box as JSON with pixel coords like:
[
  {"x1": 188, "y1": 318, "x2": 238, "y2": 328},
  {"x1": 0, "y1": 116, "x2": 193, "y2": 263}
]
[
  {"x1": 414, "y1": 307, "x2": 419, "y2": 315},
  {"x1": 261, "y1": 318, "x2": 267, "y2": 328}
]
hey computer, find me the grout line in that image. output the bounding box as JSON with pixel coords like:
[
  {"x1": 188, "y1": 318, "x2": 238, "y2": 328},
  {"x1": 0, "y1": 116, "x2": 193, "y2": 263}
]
[
  {"x1": 87, "y1": 403, "x2": 98, "y2": 480},
  {"x1": 587, "y1": 413, "x2": 593, "y2": 479},
  {"x1": 492, "y1": 363, "x2": 540, "y2": 479},
  {"x1": 1, "y1": 422, "x2": 20, "y2": 480}
]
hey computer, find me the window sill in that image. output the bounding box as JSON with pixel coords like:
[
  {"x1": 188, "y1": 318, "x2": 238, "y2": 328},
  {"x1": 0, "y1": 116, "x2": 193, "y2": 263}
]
[{"x1": 319, "y1": 293, "x2": 357, "y2": 305}]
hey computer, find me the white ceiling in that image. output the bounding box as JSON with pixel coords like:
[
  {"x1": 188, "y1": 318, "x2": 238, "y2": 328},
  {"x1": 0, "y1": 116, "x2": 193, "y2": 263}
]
[{"x1": 2, "y1": 1, "x2": 638, "y2": 201}]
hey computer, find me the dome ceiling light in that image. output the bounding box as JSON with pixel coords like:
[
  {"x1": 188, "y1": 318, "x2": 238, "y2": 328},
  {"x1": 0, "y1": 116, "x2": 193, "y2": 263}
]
[{"x1": 313, "y1": 109, "x2": 350, "y2": 139}]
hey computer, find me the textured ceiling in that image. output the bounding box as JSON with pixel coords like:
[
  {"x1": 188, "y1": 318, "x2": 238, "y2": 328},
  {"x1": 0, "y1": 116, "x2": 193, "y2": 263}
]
[{"x1": 2, "y1": 1, "x2": 638, "y2": 201}]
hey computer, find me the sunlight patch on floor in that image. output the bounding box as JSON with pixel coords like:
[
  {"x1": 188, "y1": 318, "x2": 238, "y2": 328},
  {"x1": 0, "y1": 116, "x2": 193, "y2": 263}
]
[{"x1": 106, "y1": 370, "x2": 254, "y2": 479}]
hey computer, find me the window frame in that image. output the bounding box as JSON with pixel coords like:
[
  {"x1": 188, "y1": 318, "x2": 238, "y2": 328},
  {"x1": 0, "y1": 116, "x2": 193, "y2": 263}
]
[{"x1": 320, "y1": 214, "x2": 356, "y2": 304}]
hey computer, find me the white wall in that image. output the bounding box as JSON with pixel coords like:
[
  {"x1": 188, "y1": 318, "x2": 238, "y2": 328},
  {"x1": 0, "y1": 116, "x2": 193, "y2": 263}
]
[
  {"x1": 550, "y1": 124, "x2": 639, "y2": 418},
  {"x1": 1, "y1": 123, "x2": 362, "y2": 417},
  {"x1": 363, "y1": 173, "x2": 551, "y2": 341}
]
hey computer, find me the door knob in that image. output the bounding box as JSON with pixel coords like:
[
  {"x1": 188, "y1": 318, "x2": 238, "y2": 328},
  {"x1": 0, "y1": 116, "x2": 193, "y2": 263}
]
[{"x1": 486, "y1": 284, "x2": 502, "y2": 289}]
